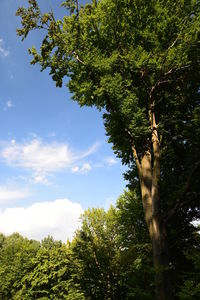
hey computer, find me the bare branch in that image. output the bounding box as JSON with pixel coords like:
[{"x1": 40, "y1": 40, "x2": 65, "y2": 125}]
[
  {"x1": 75, "y1": 54, "x2": 85, "y2": 64},
  {"x1": 149, "y1": 64, "x2": 195, "y2": 102}
]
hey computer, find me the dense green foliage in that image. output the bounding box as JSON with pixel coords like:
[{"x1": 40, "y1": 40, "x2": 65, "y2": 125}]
[
  {"x1": 0, "y1": 190, "x2": 152, "y2": 299},
  {"x1": 16, "y1": 0, "x2": 200, "y2": 168},
  {"x1": 0, "y1": 233, "x2": 40, "y2": 299},
  {"x1": 70, "y1": 199, "x2": 152, "y2": 299},
  {"x1": 16, "y1": 0, "x2": 200, "y2": 231},
  {"x1": 0, "y1": 234, "x2": 85, "y2": 300},
  {"x1": 0, "y1": 190, "x2": 199, "y2": 299}
]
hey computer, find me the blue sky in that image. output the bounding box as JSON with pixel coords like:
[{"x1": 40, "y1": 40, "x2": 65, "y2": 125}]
[{"x1": 0, "y1": 0, "x2": 127, "y2": 241}]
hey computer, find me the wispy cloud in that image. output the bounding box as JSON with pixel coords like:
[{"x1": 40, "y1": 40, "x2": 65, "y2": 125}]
[
  {"x1": 0, "y1": 185, "x2": 29, "y2": 204},
  {"x1": 104, "y1": 156, "x2": 118, "y2": 166},
  {"x1": 0, "y1": 198, "x2": 83, "y2": 242},
  {"x1": 0, "y1": 38, "x2": 9, "y2": 58},
  {"x1": 75, "y1": 142, "x2": 100, "y2": 160},
  {"x1": 1, "y1": 139, "x2": 99, "y2": 183},
  {"x1": 72, "y1": 163, "x2": 92, "y2": 174}
]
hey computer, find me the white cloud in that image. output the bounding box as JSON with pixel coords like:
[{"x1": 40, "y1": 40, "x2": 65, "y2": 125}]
[
  {"x1": 0, "y1": 186, "x2": 29, "y2": 204},
  {"x1": 81, "y1": 163, "x2": 92, "y2": 173},
  {"x1": 4, "y1": 100, "x2": 14, "y2": 110},
  {"x1": 0, "y1": 199, "x2": 83, "y2": 242},
  {"x1": 32, "y1": 173, "x2": 49, "y2": 184},
  {"x1": 1, "y1": 139, "x2": 98, "y2": 183},
  {"x1": 6, "y1": 100, "x2": 14, "y2": 108},
  {"x1": 0, "y1": 38, "x2": 9, "y2": 58},
  {"x1": 72, "y1": 163, "x2": 92, "y2": 174},
  {"x1": 71, "y1": 166, "x2": 79, "y2": 173},
  {"x1": 104, "y1": 156, "x2": 118, "y2": 166}
]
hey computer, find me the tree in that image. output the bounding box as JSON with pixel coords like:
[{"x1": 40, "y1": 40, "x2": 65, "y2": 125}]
[
  {"x1": 16, "y1": 1, "x2": 200, "y2": 299},
  {"x1": 19, "y1": 236, "x2": 85, "y2": 299},
  {"x1": 71, "y1": 208, "x2": 123, "y2": 299},
  {"x1": 177, "y1": 228, "x2": 200, "y2": 299},
  {"x1": 71, "y1": 202, "x2": 153, "y2": 299},
  {"x1": 0, "y1": 233, "x2": 40, "y2": 299},
  {"x1": 115, "y1": 190, "x2": 154, "y2": 299}
]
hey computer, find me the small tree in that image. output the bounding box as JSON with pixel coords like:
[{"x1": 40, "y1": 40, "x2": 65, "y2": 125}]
[
  {"x1": 0, "y1": 233, "x2": 40, "y2": 299},
  {"x1": 19, "y1": 236, "x2": 85, "y2": 299},
  {"x1": 16, "y1": 1, "x2": 200, "y2": 299}
]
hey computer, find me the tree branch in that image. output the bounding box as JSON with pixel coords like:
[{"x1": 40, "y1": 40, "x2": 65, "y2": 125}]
[
  {"x1": 132, "y1": 144, "x2": 141, "y2": 174},
  {"x1": 75, "y1": 53, "x2": 85, "y2": 64},
  {"x1": 164, "y1": 160, "x2": 200, "y2": 224},
  {"x1": 105, "y1": 96, "x2": 142, "y2": 171},
  {"x1": 149, "y1": 64, "x2": 194, "y2": 101}
]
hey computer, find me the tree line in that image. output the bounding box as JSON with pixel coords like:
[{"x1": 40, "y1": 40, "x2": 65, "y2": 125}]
[{"x1": 0, "y1": 189, "x2": 200, "y2": 299}]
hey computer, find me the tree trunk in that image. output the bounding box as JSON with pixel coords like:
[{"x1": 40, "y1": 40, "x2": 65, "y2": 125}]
[
  {"x1": 151, "y1": 219, "x2": 171, "y2": 300},
  {"x1": 151, "y1": 121, "x2": 172, "y2": 300},
  {"x1": 134, "y1": 121, "x2": 172, "y2": 299},
  {"x1": 140, "y1": 166, "x2": 172, "y2": 300}
]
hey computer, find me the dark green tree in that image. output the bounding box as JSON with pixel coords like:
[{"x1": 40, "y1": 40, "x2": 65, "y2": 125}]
[
  {"x1": 16, "y1": 1, "x2": 200, "y2": 298},
  {"x1": 176, "y1": 228, "x2": 200, "y2": 299}
]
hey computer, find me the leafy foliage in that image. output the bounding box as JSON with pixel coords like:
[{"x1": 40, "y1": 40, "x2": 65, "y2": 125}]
[
  {"x1": 0, "y1": 190, "x2": 199, "y2": 299},
  {"x1": 0, "y1": 190, "x2": 155, "y2": 299},
  {"x1": 16, "y1": 0, "x2": 200, "y2": 228},
  {"x1": 18, "y1": 236, "x2": 85, "y2": 299},
  {"x1": 0, "y1": 233, "x2": 40, "y2": 299},
  {"x1": 68, "y1": 192, "x2": 154, "y2": 299},
  {"x1": 71, "y1": 207, "x2": 125, "y2": 299},
  {"x1": 16, "y1": 0, "x2": 200, "y2": 160}
]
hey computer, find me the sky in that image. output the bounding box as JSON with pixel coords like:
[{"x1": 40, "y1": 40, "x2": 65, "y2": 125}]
[{"x1": 0, "y1": 0, "x2": 127, "y2": 242}]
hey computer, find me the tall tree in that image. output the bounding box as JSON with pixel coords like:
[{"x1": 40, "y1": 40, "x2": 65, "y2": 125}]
[{"x1": 16, "y1": 1, "x2": 200, "y2": 299}]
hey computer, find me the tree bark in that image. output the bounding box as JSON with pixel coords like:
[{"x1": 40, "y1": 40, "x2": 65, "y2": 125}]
[
  {"x1": 133, "y1": 121, "x2": 172, "y2": 299},
  {"x1": 151, "y1": 115, "x2": 172, "y2": 300},
  {"x1": 151, "y1": 220, "x2": 171, "y2": 300}
]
